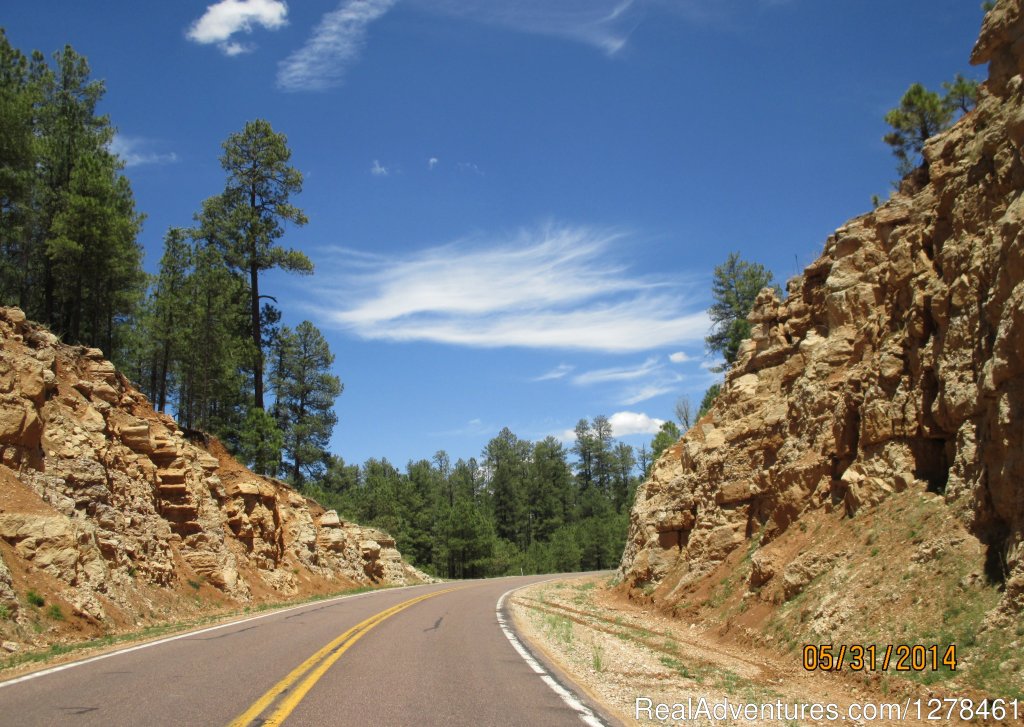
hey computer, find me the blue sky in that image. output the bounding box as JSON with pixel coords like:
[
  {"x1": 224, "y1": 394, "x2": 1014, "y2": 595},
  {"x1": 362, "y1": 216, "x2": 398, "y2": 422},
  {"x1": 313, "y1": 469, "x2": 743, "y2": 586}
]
[{"x1": 4, "y1": 1, "x2": 986, "y2": 468}]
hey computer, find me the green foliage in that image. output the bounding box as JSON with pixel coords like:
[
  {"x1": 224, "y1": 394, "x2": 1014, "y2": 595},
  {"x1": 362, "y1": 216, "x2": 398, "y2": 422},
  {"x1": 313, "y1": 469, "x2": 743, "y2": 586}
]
[
  {"x1": 698, "y1": 383, "x2": 721, "y2": 419},
  {"x1": 942, "y1": 73, "x2": 980, "y2": 114},
  {"x1": 649, "y1": 420, "x2": 681, "y2": 467},
  {"x1": 46, "y1": 604, "x2": 64, "y2": 621},
  {"x1": 883, "y1": 83, "x2": 953, "y2": 176},
  {"x1": 238, "y1": 407, "x2": 284, "y2": 476},
  {"x1": 270, "y1": 321, "x2": 342, "y2": 485},
  {"x1": 705, "y1": 252, "x2": 777, "y2": 367},
  {"x1": 883, "y1": 76, "x2": 978, "y2": 177},
  {"x1": 204, "y1": 119, "x2": 311, "y2": 411},
  {"x1": 26, "y1": 590, "x2": 44, "y2": 607},
  {"x1": 0, "y1": 34, "x2": 145, "y2": 359},
  {"x1": 321, "y1": 417, "x2": 641, "y2": 579}
]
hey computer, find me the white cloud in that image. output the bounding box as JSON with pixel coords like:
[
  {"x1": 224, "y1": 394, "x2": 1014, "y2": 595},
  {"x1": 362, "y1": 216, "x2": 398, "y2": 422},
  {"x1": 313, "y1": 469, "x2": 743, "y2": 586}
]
[
  {"x1": 571, "y1": 356, "x2": 686, "y2": 405},
  {"x1": 370, "y1": 159, "x2": 389, "y2": 177},
  {"x1": 186, "y1": 0, "x2": 288, "y2": 55},
  {"x1": 669, "y1": 351, "x2": 692, "y2": 363},
  {"x1": 428, "y1": 157, "x2": 439, "y2": 170},
  {"x1": 311, "y1": 225, "x2": 709, "y2": 353},
  {"x1": 109, "y1": 135, "x2": 179, "y2": 168},
  {"x1": 277, "y1": 0, "x2": 397, "y2": 91},
  {"x1": 573, "y1": 357, "x2": 660, "y2": 386},
  {"x1": 621, "y1": 383, "x2": 677, "y2": 405},
  {"x1": 416, "y1": 0, "x2": 642, "y2": 55},
  {"x1": 608, "y1": 411, "x2": 665, "y2": 436},
  {"x1": 533, "y1": 364, "x2": 575, "y2": 382}
]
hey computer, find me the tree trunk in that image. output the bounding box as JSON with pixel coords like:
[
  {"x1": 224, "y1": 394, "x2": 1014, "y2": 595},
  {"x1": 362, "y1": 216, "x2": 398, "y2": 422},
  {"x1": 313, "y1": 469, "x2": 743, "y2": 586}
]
[{"x1": 250, "y1": 261, "x2": 263, "y2": 410}]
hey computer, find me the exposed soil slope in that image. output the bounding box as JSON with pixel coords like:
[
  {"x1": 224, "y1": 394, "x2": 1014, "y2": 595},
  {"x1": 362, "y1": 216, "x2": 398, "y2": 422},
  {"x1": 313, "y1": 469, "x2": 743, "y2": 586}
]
[{"x1": 0, "y1": 307, "x2": 426, "y2": 654}]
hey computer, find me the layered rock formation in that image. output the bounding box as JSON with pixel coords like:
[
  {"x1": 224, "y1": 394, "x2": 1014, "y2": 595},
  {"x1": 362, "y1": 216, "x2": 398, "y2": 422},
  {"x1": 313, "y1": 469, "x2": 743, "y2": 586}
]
[
  {"x1": 620, "y1": 1, "x2": 1024, "y2": 620},
  {"x1": 0, "y1": 307, "x2": 424, "y2": 638}
]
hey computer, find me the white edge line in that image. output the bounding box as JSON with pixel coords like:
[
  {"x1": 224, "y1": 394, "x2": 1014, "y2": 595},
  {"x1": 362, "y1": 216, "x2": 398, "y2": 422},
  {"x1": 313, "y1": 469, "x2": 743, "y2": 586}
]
[
  {"x1": 497, "y1": 583, "x2": 606, "y2": 727},
  {"x1": 0, "y1": 581, "x2": 431, "y2": 690}
]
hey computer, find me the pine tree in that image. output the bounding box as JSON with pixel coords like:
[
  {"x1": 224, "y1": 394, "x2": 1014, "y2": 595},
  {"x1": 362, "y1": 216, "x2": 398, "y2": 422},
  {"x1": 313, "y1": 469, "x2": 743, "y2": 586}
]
[
  {"x1": 204, "y1": 119, "x2": 312, "y2": 412},
  {"x1": 0, "y1": 30, "x2": 36, "y2": 310},
  {"x1": 484, "y1": 428, "x2": 529, "y2": 547},
  {"x1": 238, "y1": 407, "x2": 284, "y2": 476},
  {"x1": 649, "y1": 420, "x2": 681, "y2": 464},
  {"x1": 270, "y1": 320, "x2": 342, "y2": 485},
  {"x1": 883, "y1": 83, "x2": 952, "y2": 177},
  {"x1": 705, "y1": 252, "x2": 776, "y2": 367}
]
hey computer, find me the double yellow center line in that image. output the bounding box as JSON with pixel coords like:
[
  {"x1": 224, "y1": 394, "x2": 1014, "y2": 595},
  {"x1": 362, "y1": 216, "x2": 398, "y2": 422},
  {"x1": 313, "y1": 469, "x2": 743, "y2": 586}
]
[{"x1": 228, "y1": 587, "x2": 459, "y2": 727}]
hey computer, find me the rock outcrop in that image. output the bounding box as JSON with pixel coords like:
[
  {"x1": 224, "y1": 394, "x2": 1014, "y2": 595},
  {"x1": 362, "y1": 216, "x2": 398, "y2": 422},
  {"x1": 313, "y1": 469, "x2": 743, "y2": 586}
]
[
  {"x1": 0, "y1": 307, "x2": 426, "y2": 642},
  {"x1": 620, "y1": 1, "x2": 1024, "y2": 621}
]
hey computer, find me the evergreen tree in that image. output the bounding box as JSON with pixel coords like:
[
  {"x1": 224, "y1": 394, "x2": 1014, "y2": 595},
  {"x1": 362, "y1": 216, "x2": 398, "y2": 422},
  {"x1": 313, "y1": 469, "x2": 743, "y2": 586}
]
[
  {"x1": 883, "y1": 83, "x2": 953, "y2": 177},
  {"x1": 484, "y1": 428, "x2": 530, "y2": 547},
  {"x1": 0, "y1": 37, "x2": 145, "y2": 357},
  {"x1": 0, "y1": 30, "x2": 36, "y2": 310},
  {"x1": 238, "y1": 407, "x2": 284, "y2": 476},
  {"x1": 144, "y1": 228, "x2": 191, "y2": 412},
  {"x1": 174, "y1": 239, "x2": 251, "y2": 437},
  {"x1": 611, "y1": 442, "x2": 636, "y2": 512},
  {"x1": 203, "y1": 119, "x2": 312, "y2": 411},
  {"x1": 571, "y1": 418, "x2": 596, "y2": 494},
  {"x1": 527, "y1": 437, "x2": 572, "y2": 544},
  {"x1": 698, "y1": 383, "x2": 721, "y2": 419},
  {"x1": 649, "y1": 420, "x2": 681, "y2": 464},
  {"x1": 942, "y1": 73, "x2": 980, "y2": 114},
  {"x1": 270, "y1": 320, "x2": 342, "y2": 485},
  {"x1": 705, "y1": 252, "x2": 776, "y2": 367}
]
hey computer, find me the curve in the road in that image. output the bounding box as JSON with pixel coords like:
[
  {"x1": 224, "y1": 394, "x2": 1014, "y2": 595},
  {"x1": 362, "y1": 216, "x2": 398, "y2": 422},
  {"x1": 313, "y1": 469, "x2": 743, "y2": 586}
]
[{"x1": 0, "y1": 575, "x2": 616, "y2": 727}]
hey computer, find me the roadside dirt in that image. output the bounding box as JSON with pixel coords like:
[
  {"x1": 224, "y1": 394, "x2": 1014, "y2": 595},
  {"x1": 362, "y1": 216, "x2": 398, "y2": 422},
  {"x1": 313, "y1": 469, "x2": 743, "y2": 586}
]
[{"x1": 509, "y1": 575, "x2": 998, "y2": 727}]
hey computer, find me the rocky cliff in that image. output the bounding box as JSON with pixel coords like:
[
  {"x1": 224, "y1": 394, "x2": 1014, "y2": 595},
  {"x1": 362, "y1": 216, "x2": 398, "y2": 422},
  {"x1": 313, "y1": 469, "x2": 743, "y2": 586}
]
[
  {"x1": 0, "y1": 307, "x2": 425, "y2": 652},
  {"x1": 620, "y1": 0, "x2": 1024, "y2": 638}
]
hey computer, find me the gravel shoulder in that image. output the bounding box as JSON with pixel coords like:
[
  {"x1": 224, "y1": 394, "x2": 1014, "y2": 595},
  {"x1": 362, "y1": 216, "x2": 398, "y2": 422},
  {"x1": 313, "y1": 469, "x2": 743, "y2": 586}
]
[{"x1": 509, "y1": 574, "x2": 947, "y2": 727}]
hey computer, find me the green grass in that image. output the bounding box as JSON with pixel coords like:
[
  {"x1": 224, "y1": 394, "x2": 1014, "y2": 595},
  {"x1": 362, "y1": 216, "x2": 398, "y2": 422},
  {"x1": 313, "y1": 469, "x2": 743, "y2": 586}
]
[
  {"x1": 660, "y1": 655, "x2": 695, "y2": 680},
  {"x1": 545, "y1": 614, "x2": 573, "y2": 644},
  {"x1": 0, "y1": 604, "x2": 10, "y2": 620},
  {"x1": 591, "y1": 641, "x2": 604, "y2": 672},
  {"x1": 46, "y1": 604, "x2": 64, "y2": 621},
  {"x1": 26, "y1": 590, "x2": 44, "y2": 608}
]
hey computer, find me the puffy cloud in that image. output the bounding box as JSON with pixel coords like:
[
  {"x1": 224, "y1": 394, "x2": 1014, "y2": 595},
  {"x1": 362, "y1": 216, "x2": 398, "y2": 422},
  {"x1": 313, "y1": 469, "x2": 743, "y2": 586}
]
[
  {"x1": 370, "y1": 159, "x2": 389, "y2": 176},
  {"x1": 608, "y1": 411, "x2": 665, "y2": 436},
  {"x1": 186, "y1": 0, "x2": 288, "y2": 55}
]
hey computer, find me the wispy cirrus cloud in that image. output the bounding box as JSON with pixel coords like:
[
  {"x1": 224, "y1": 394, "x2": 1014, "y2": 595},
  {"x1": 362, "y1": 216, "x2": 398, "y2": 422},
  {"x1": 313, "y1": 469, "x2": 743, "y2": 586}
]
[
  {"x1": 310, "y1": 224, "x2": 708, "y2": 353},
  {"x1": 186, "y1": 0, "x2": 288, "y2": 56},
  {"x1": 533, "y1": 364, "x2": 575, "y2": 382},
  {"x1": 277, "y1": 0, "x2": 397, "y2": 91},
  {"x1": 417, "y1": 0, "x2": 643, "y2": 55},
  {"x1": 572, "y1": 357, "x2": 661, "y2": 386},
  {"x1": 110, "y1": 135, "x2": 179, "y2": 168},
  {"x1": 572, "y1": 356, "x2": 685, "y2": 405}
]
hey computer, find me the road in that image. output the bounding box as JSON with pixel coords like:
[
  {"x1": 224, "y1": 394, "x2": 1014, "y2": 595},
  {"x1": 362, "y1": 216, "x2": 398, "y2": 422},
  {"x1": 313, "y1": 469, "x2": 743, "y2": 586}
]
[{"x1": 0, "y1": 575, "x2": 617, "y2": 726}]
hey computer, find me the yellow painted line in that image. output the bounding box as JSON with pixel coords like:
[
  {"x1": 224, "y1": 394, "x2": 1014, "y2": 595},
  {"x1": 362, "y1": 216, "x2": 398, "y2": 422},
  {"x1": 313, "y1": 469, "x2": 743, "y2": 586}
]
[{"x1": 228, "y1": 587, "x2": 459, "y2": 727}]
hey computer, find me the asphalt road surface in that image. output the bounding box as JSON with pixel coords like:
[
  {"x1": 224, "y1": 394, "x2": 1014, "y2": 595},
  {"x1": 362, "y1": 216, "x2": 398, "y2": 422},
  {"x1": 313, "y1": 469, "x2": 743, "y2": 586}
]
[{"x1": 0, "y1": 575, "x2": 618, "y2": 726}]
